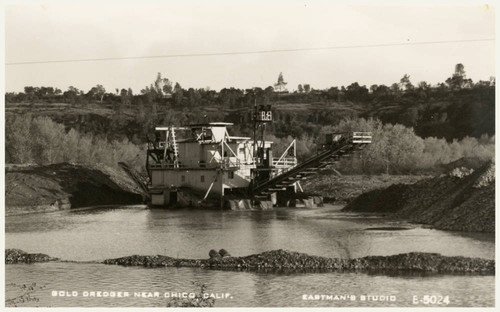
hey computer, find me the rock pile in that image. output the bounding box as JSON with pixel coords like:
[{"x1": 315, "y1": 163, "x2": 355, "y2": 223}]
[
  {"x1": 102, "y1": 249, "x2": 495, "y2": 274},
  {"x1": 5, "y1": 249, "x2": 56, "y2": 264},
  {"x1": 343, "y1": 160, "x2": 495, "y2": 232},
  {"x1": 6, "y1": 248, "x2": 494, "y2": 275}
]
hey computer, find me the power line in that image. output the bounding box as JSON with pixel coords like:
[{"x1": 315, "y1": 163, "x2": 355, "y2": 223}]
[{"x1": 6, "y1": 38, "x2": 494, "y2": 66}]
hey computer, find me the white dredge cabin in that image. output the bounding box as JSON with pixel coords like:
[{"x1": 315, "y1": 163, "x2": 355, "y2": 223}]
[{"x1": 147, "y1": 122, "x2": 298, "y2": 208}]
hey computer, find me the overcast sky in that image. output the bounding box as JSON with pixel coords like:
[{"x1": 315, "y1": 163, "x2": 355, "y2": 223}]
[{"x1": 4, "y1": 1, "x2": 496, "y2": 93}]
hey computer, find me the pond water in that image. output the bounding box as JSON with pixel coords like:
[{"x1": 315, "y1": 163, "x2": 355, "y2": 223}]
[{"x1": 5, "y1": 205, "x2": 495, "y2": 307}]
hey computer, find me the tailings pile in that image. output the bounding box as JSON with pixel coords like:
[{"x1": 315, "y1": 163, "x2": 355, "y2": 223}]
[
  {"x1": 343, "y1": 161, "x2": 495, "y2": 232},
  {"x1": 5, "y1": 163, "x2": 143, "y2": 215}
]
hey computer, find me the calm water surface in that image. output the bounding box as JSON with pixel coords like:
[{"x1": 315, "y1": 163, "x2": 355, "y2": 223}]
[{"x1": 5, "y1": 205, "x2": 495, "y2": 307}]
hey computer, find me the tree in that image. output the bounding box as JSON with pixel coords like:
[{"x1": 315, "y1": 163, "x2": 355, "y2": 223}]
[
  {"x1": 390, "y1": 83, "x2": 401, "y2": 98},
  {"x1": 399, "y1": 74, "x2": 413, "y2": 91},
  {"x1": 153, "y1": 72, "x2": 173, "y2": 97},
  {"x1": 88, "y1": 84, "x2": 106, "y2": 102},
  {"x1": 303, "y1": 84, "x2": 311, "y2": 93},
  {"x1": 95, "y1": 85, "x2": 106, "y2": 102},
  {"x1": 187, "y1": 88, "x2": 201, "y2": 106},
  {"x1": 173, "y1": 82, "x2": 184, "y2": 107},
  {"x1": 64, "y1": 86, "x2": 81, "y2": 105},
  {"x1": 24, "y1": 86, "x2": 38, "y2": 102},
  {"x1": 263, "y1": 86, "x2": 274, "y2": 103},
  {"x1": 119, "y1": 88, "x2": 130, "y2": 112},
  {"x1": 297, "y1": 84, "x2": 304, "y2": 93},
  {"x1": 446, "y1": 63, "x2": 469, "y2": 90},
  {"x1": 345, "y1": 82, "x2": 368, "y2": 102},
  {"x1": 274, "y1": 72, "x2": 288, "y2": 93},
  {"x1": 127, "y1": 88, "x2": 133, "y2": 108},
  {"x1": 5, "y1": 115, "x2": 34, "y2": 163},
  {"x1": 416, "y1": 81, "x2": 431, "y2": 99},
  {"x1": 136, "y1": 97, "x2": 145, "y2": 121},
  {"x1": 326, "y1": 87, "x2": 340, "y2": 102},
  {"x1": 329, "y1": 118, "x2": 424, "y2": 174}
]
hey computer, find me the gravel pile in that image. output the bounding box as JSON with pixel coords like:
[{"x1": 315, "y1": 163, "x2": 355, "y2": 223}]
[
  {"x1": 5, "y1": 249, "x2": 57, "y2": 264},
  {"x1": 7, "y1": 248, "x2": 494, "y2": 274},
  {"x1": 343, "y1": 161, "x2": 495, "y2": 232},
  {"x1": 102, "y1": 249, "x2": 495, "y2": 274}
]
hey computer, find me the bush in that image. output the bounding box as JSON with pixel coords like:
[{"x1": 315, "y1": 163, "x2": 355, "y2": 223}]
[
  {"x1": 324, "y1": 117, "x2": 494, "y2": 174},
  {"x1": 5, "y1": 115, "x2": 145, "y2": 172}
]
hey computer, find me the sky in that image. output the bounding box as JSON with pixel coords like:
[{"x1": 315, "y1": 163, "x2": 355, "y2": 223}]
[{"x1": 4, "y1": 0, "x2": 496, "y2": 93}]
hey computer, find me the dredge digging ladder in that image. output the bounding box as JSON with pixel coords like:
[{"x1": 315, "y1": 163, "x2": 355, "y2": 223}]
[
  {"x1": 118, "y1": 162, "x2": 151, "y2": 200},
  {"x1": 252, "y1": 132, "x2": 372, "y2": 199}
]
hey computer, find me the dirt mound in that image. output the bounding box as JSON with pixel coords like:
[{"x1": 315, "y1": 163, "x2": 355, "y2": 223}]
[
  {"x1": 7, "y1": 248, "x2": 494, "y2": 274},
  {"x1": 5, "y1": 249, "x2": 57, "y2": 264},
  {"x1": 303, "y1": 174, "x2": 426, "y2": 203},
  {"x1": 343, "y1": 161, "x2": 495, "y2": 233},
  {"x1": 5, "y1": 163, "x2": 143, "y2": 215},
  {"x1": 103, "y1": 249, "x2": 494, "y2": 274}
]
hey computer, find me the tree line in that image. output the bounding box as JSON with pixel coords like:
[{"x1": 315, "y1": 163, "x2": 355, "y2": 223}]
[
  {"x1": 5, "y1": 63, "x2": 495, "y2": 143},
  {"x1": 5, "y1": 114, "x2": 494, "y2": 175},
  {"x1": 6, "y1": 64, "x2": 494, "y2": 107}
]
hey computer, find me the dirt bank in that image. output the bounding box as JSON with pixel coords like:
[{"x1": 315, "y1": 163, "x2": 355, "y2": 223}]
[
  {"x1": 5, "y1": 163, "x2": 144, "y2": 216},
  {"x1": 303, "y1": 172, "x2": 427, "y2": 203},
  {"x1": 5, "y1": 249, "x2": 494, "y2": 274},
  {"x1": 343, "y1": 161, "x2": 495, "y2": 233}
]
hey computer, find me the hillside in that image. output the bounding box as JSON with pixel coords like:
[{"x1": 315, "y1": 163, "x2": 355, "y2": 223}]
[{"x1": 5, "y1": 80, "x2": 495, "y2": 143}]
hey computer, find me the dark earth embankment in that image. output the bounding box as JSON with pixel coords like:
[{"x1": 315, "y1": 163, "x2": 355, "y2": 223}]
[
  {"x1": 342, "y1": 161, "x2": 495, "y2": 233},
  {"x1": 303, "y1": 173, "x2": 427, "y2": 203},
  {"x1": 5, "y1": 249, "x2": 493, "y2": 275},
  {"x1": 5, "y1": 163, "x2": 144, "y2": 216}
]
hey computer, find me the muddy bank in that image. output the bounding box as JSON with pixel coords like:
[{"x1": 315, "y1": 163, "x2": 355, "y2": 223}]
[
  {"x1": 343, "y1": 161, "x2": 495, "y2": 233},
  {"x1": 303, "y1": 173, "x2": 427, "y2": 203},
  {"x1": 5, "y1": 163, "x2": 144, "y2": 216}
]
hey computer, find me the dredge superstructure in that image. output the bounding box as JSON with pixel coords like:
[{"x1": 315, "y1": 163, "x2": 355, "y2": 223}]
[{"x1": 146, "y1": 105, "x2": 371, "y2": 209}]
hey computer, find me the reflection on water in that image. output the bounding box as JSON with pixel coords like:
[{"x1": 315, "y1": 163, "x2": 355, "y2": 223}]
[
  {"x1": 5, "y1": 205, "x2": 495, "y2": 307},
  {"x1": 5, "y1": 205, "x2": 494, "y2": 261},
  {"x1": 5, "y1": 263, "x2": 495, "y2": 307}
]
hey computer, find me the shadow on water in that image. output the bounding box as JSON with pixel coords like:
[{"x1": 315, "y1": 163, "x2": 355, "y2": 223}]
[
  {"x1": 364, "y1": 227, "x2": 413, "y2": 231},
  {"x1": 6, "y1": 205, "x2": 495, "y2": 262},
  {"x1": 446, "y1": 230, "x2": 495, "y2": 243}
]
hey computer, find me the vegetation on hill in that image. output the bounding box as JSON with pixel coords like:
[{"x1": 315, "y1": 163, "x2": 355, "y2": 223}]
[
  {"x1": 5, "y1": 114, "x2": 145, "y2": 171},
  {"x1": 5, "y1": 63, "x2": 494, "y2": 175},
  {"x1": 6, "y1": 63, "x2": 495, "y2": 142},
  {"x1": 326, "y1": 118, "x2": 493, "y2": 174}
]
